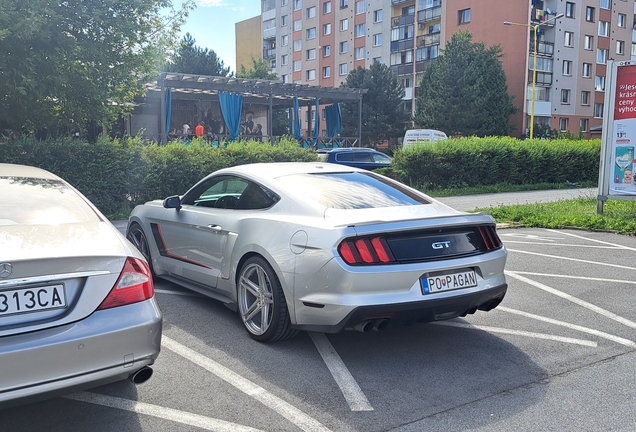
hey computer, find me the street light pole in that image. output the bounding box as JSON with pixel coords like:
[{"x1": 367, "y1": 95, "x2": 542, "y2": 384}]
[{"x1": 504, "y1": 13, "x2": 563, "y2": 139}]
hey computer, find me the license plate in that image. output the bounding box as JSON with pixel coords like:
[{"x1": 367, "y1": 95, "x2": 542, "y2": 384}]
[
  {"x1": 0, "y1": 285, "x2": 67, "y2": 316},
  {"x1": 421, "y1": 270, "x2": 478, "y2": 294}
]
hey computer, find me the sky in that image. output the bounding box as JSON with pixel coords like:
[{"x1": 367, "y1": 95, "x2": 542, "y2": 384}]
[{"x1": 179, "y1": 0, "x2": 261, "y2": 74}]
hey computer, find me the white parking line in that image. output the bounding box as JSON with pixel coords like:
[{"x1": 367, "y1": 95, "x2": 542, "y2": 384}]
[
  {"x1": 546, "y1": 229, "x2": 636, "y2": 251},
  {"x1": 162, "y1": 336, "x2": 332, "y2": 432},
  {"x1": 65, "y1": 392, "x2": 262, "y2": 432},
  {"x1": 506, "y1": 249, "x2": 636, "y2": 271},
  {"x1": 510, "y1": 271, "x2": 636, "y2": 285},
  {"x1": 309, "y1": 332, "x2": 373, "y2": 412},
  {"x1": 506, "y1": 271, "x2": 636, "y2": 329},
  {"x1": 498, "y1": 306, "x2": 636, "y2": 348},
  {"x1": 503, "y1": 241, "x2": 620, "y2": 249},
  {"x1": 432, "y1": 322, "x2": 597, "y2": 347}
]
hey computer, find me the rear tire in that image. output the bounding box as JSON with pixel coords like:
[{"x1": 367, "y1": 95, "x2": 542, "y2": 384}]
[
  {"x1": 237, "y1": 256, "x2": 298, "y2": 342},
  {"x1": 126, "y1": 223, "x2": 155, "y2": 276}
]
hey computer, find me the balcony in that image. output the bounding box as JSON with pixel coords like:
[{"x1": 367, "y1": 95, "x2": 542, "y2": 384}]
[
  {"x1": 528, "y1": 71, "x2": 553, "y2": 86},
  {"x1": 263, "y1": 48, "x2": 276, "y2": 59},
  {"x1": 390, "y1": 60, "x2": 430, "y2": 76},
  {"x1": 391, "y1": 14, "x2": 415, "y2": 27},
  {"x1": 391, "y1": 38, "x2": 415, "y2": 52},
  {"x1": 531, "y1": 10, "x2": 559, "y2": 26},
  {"x1": 529, "y1": 40, "x2": 555, "y2": 57},
  {"x1": 391, "y1": 0, "x2": 414, "y2": 4},
  {"x1": 418, "y1": 6, "x2": 441, "y2": 22},
  {"x1": 416, "y1": 33, "x2": 440, "y2": 47}
]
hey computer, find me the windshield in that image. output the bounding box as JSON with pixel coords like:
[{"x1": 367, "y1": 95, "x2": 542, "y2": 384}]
[{"x1": 276, "y1": 171, "x2": 431, "y2": 209}]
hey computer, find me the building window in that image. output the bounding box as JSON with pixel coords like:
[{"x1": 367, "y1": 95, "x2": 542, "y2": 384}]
[
  {"x1": 580, "y1": 118, "x2": 588, "y2": 132},
  {"x1": 598, "y1": 21, "x2": 609, "y2": 37},
  {"x1": 458, "y1": 8, "x2": 470, "y2": 24},
  {"x1": 374, "y1": 9, "x2": 383, "y2": 23},
  {"x1": 600, "y1": 0, "x2": 609, "y2": 9},
  {"x1": 339, "y1": 41, "x2": 348, "y2": 53},
  {"x1": 306, "y1": 48, "x2": 316, "y2": 60},
  {"x1": 294, "y1": 19, "x2": 302, "y2": 31},
  {"x1": 281, "y1": 54, "x2": 288, "y2": 65},
  {"x1": 582, "y1": 62, "x2": 592, "y2": 78},
  {"x1": 307, "y1": 6, "x2": 316, "y2": 18},
  {"x1": 293, "y1": 60, "x2": 301, "y2": 71},
  {"x1": 306, "y1": 27, "x2": 316, "y2": 39},
  {"x1": 282, "y1": 35, "x2": 289, "y2": 46},
  {"x1": 559, "y1": 118, "x2": 568, "y2": 132},
  {"x1": 373, "y1": 56, "x2": 381, "y2": 63},
  {"x1": 282, "y1": 0, "x2": 288, "y2": 5},
  {"x1": 355, "y1": 24, "x2": 365, "y2": 37},
  {"x1": 594, "y1": 103, "x2": 604, "y2": 118},
  {"x1": 294, "y1": 0, "x2": 301, "y2": 11},
  {"x1": 597, "y1": 48, "x2": 607, "y2": 64},
  {"x1": 618, "y1": 13, "x2": 626, "y2": 28},
  {"x1": 324, "y1": 23, "x2": 331, "y2": 35},
  {"x1": 340, "y1": 0, "x2": 348, "y2": 8},
  {"x1": 281, "y1": 74, "x2": 289, "y2": 83},
  {"x1": 633, "y1": 43, "x2": 636, "y2": 57},
  {"x1": 293, "y1": 39, "x2": 301, "y2": 51},
  {"x1": 354, "y1": 46, "x2": 365, "y2": 60},
  {"x1": 617, "y1": 40, "x2": 625, "y2": 55},
  {"x1": 562, "y1": 60, "x2": 572, "y2": 76},
  {"x1": 281, "y1": 15, "x2": 288, "y2": 26},
  {"x1": 340, "y1": 19, "x2": 348, "y2": 31},
  {"x1": 585, "y1": 6, "x2": 594, "y2": 22},
  {"x1": 581, "y1": 91, "x2": 590, "y2": 106},
  {"x1": 339, "y1": 63, "x2": 348, "y2": 75},
  {"x1": 355, "y1": 0, "x2": 365, "y2": 14},
  {"x1": 565, "y1": 2, "x2": 574, "y2": 18},
  {"x1": 323, "y1": 66, "x2": 331, "y2": 78},
  {"x1": 584, "y1": 35, "x2": 593, "y2": 50},
  {"x1": 428, "y1": 23, "x2": 440, "y2": 34},
  {"x1": 307, "y1": 69, "x2": 316, "y2": 80},
  {"x1": 564, "y1": 31, "x2": 574, "y2": 47},
  {"x1": 561, "y1": 89, "x2": 571, "y2": 104},
  {"x1": 323, "y1": 1, "x2": 331, "y2": 14},
  {"x1": 373, "y1": 33, "x2": 382, "y2": 46},
  {"x1": 595, "y1": 75, "x2": 606, "y2": 91},
  {"x1": 402, "y1": 78, "x2": 411, "y2": 88},
  {"x1": 323, "y1": 45, "x2": 331, "y2": 57}
]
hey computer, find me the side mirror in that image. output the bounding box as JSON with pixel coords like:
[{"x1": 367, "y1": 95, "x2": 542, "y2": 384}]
[{"x1": 163, "y1": 195, "x2": 182, "y2": 210}]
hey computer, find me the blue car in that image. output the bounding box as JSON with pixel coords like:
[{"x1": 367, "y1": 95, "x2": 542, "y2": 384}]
[{"x1": 316, "y1": 148, "x2": 392, "y2": 170}]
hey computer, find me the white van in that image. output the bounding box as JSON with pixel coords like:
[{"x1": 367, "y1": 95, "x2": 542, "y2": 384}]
[{"x1": 402, "y1": 129, "x2": 448, "y2": 149}]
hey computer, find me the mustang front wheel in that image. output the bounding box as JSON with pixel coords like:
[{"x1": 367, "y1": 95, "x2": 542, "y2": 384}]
[{"x1": 237, "y1": 256, "x2": 298, "y2": 342}]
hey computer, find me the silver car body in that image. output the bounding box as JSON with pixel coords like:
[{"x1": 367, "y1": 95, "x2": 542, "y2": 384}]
[
  {"x1": 128, "y1": 162, "x2": 506, "y2": 336},
  {"x1": 0, "y1": 164, "x2": 162, "y2": 406}
]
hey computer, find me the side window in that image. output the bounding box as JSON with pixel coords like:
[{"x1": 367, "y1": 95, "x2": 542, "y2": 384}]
[
  {"x1": 372, "y1": 153, "x2": 392, "y2": 164},
  {"x1": 181, "y1": 175, "x2": 249, "y2": 209},
  {"x1": 236, "y1": 183, "x2": 280, "y2": 210},
  {"x1": 335, "y1": 152, "x2": 355, "y2": 162},
  {"x1": 354, "y1": 152, "x2": 374, "y2": 162}
]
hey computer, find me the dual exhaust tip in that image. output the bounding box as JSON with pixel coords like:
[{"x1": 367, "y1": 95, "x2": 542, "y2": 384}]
[{"x1": 353, "y1": 318, "x2": 391, "y2": 333}]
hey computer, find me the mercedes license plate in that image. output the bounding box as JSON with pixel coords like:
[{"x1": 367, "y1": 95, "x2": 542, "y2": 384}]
[
  {"x1": 0, "y1": 284, "x2": 67, "y2": 316},
  {"x1": 421, "y1": 270, "x2": 477, "y2": 294}
]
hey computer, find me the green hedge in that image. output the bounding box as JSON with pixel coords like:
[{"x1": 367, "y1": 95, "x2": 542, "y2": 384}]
[
  {"x1": 390, "y1": 136, "x2": 601, "y2": 189},
  {"x1": 0, "y1": 135, "x2": 602, "y2": 217}
]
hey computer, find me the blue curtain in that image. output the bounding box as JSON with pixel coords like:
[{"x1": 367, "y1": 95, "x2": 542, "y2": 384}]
[
  {"x1": 325, "y1": 103, "x2": 341, "y2": 138},
  {"x1": 292, "y1": 97, "x2": 302, "y2": 139},
  {"x1": 312, "y1": 98, "x2": 320, "y2": 138},
  {"x1": 219, "y1": 92, "x2": 243, "y2": 140},
  {"x1": 164, "y1": 88, "x2": 172, "y2": 134}
]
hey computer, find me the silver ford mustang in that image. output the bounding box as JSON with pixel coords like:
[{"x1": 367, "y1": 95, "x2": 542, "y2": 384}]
[
  {"x1": 127, "y1": 162, "x2": 507, "y2": 342},
  {"x1": 0, "y1": 164, "x2": 162, "y2": 407}
]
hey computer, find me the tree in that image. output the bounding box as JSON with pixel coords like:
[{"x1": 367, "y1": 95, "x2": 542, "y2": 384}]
[
  {"x1": 164, "y1": 33, "x2": 230, "y2": 77},
  {"x1": 340, "y1": 62, "x2": 409, "y2": 147},
  {"x1": 415, "y1": 31, "x2": 517, "y2": 137},
  {"x1": 236, "y1": 57, "x2": 278, "y2": 80},
  {"x1": 0, "y1": 0, "x2": 194, "y2": 136}
]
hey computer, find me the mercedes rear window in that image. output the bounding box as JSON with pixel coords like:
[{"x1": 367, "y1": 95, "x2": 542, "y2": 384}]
[
  {"x1": 276, "y1": 171, "x2": 431, "y2": 209},
  {"x1": 0, "y1": 177, "x2": 99, "y2": 225}
]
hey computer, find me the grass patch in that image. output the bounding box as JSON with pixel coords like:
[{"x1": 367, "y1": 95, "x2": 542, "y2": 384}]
[
  {"x1": 422, "y1": 182, "x2": 596, "y2": 197},
  {"x1": 475, "y1": 198, "x2": 636, "y2": 235}
]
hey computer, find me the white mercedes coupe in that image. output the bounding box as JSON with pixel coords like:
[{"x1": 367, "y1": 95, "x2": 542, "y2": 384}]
[{"x1": 127, "y1": 162, "x2": 507, "y2": 342}]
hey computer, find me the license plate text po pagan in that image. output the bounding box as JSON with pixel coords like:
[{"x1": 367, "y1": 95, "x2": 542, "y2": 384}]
[
  {"x1": 421, "y1": 270, "x2": 477, "y2": 294},
  {"x1": 0, "y1": 285, "x2": 67, "y2": 316}
]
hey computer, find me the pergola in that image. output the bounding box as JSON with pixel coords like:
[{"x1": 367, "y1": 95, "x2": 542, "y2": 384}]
[{"x1": 148, "y1": 72, "x2": 368, "y2": 145}]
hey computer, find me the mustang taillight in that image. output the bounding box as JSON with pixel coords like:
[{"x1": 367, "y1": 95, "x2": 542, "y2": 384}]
[
  {"x1": 338, "y1": 236, "x2": 394, "y2": 265},
  {"x1": 478, "y1": 226, "x2": 502, "y2": 251},
  {"x1": 97, "y1": 257, "x2": 154, "y2": 310}
]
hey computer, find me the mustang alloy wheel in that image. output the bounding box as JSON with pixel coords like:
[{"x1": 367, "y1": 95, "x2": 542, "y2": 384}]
[
  {"x1": 126, "y1": 223, "x2": 155, "y2": 275},
  {"x1": 237, "y1": 256, "x2": 298, "y2": 342}
]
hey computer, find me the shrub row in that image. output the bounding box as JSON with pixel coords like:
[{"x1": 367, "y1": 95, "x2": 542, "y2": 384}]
[
  {"x1": 0, "y1": 135, "x2": 602, "y2": 217},
  {"x1": 390, "y1": 136, "x2": 601, "y2": 189}
]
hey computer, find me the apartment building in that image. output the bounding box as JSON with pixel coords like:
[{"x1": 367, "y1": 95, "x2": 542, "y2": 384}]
[{"x1": 240, "y1": 0, "x2": 635, "y2": 137}]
